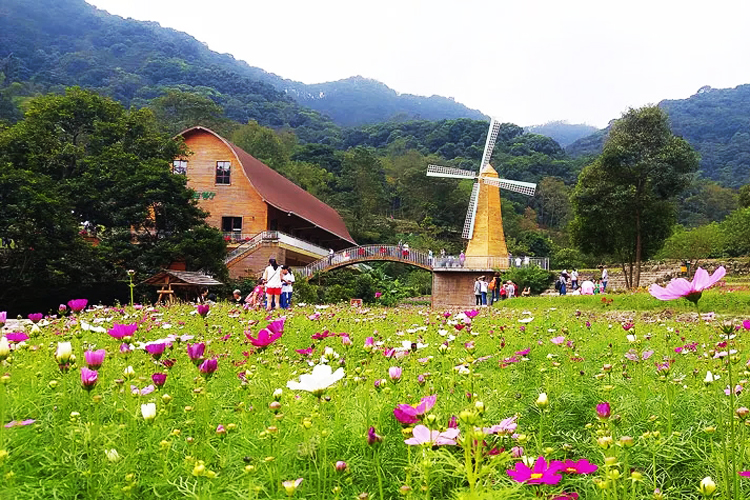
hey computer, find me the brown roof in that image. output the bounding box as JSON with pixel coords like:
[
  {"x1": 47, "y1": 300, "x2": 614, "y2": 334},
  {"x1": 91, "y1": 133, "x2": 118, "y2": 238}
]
[
  {"x1": 142, "y1": 269, "x2": 223, "y2": 286},
  {"x1": 178, "y1": 127, "x2": 356, "y2": 245}
]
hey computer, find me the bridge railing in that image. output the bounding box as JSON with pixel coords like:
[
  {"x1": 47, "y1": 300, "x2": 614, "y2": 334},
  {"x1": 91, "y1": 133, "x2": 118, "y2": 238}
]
[{"x1": 297, "y1": 245, "x2": 550, "y2": 277}]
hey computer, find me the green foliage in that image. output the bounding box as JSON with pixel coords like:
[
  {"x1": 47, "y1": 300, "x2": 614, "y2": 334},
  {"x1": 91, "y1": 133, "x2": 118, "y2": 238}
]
[
  {"x1": 677, "y1": 180, "x2": 738, "y2": 226},
  {"x1": 551, "y1": 247, "x2": 589, "y2": 270},
  {"x1": 0, "y1": 87, "x2": 226, "y2": 304},
  {"x1": 657, "y1": 223, "x2": 727, "y2": 262},
  {"x1": 499, "y1": 265, "x2": 554, "y2": 295},
  {"x1": 526, "y1": 121, "x2": 599, "y2": 147},
  {"x1": 571, "y1": 106, "x2": 700, "y2": 287},
  {"x1": 739, "y1": 184, "x2": 750, "y2": 208},
  {"x1": 721, "y1": 207, "x2": 750, "y2": 257}
]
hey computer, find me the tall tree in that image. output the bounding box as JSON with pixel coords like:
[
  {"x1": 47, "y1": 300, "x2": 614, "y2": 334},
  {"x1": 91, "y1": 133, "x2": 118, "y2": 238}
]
[{"x1": 570, "y1": 106, "x2": 699, "y2": 287}]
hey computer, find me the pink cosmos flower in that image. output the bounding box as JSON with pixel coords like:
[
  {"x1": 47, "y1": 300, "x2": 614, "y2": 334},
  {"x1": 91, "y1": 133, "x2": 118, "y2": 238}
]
[
  {"x1": 507, "y1": 456, "x2": 563, "y2": 485},
  {"x1": 84, "y1": 349, "x2": 106, "y2": 369},
  {"x1": 246, "y1": 318, "x2": 285, "y2": 348},
  {"x1": 510, "y1": 446, "x2": 524, "y2": 458},
  {"x1": 296, "y1": 347, "x2": 314, "y2": 356},
  {"x1": 739, "y1": 471, "x2": 750, "y2": 477},
  {"x1": 67, "y1": 299, "x2": 88, "y2": 312},
  {"x1": 28, "y1": 313, "x2": 43, "y2": 323},
  {"x1": 311, "y1": 330, "x2": 335, "y2": 340},
  {"x1": 308, "y1": 313, "x2": 321, "y2": 321},
  {"x1": 374, "y1": 292, "x2": 382, "y2": 299},
  {"x1": 443, "y1": 311, "x2": 452, "y2": 318},
  {"x1": 648, "y1": 266, "x2": 726, "y2": 303},
  {"x1": 596, "y1": 402, "x2": 611, "y2": 420},
  {"x1": 484, "y1": 415, "x2": 518, "y2": 435},
  {"x1": 622, "y1": 322, "x2": 634, "y2": 331},
  {"x1": 199, "y1": 358, "x2": 218, "y2": 375},
  {"x1": 743, "y1": 320, "x2": 750, "y2": 331},
  {"x1": 80, "y1": 367, "x2": 98, "y2": 391},
  {"x1": 196, "y1": 304, "x2": 210, "y2": 317},
  {"x1": 131, "y1": 385, "x2": 155, "y2": 396},
  {"x1": 0, "y1": 311, "x2": 6, "y2": 325},
  {"x1": 404, "y1": 425, "x2": 460, "y2": 446},
  {"x1": 335, "y1": 461, "x2": 347, "y2": 472},
  {"x1": 558, "y1": 459, "x2": 598, "y2": 474},
  {"x1": 6, "y1": 332, "x2": 29, "y2": 343},
  {"x1": 550, "y1": 336, "x2": 565, "y2": 345},
  {"x1": 515, "y1": 348, "x2": 530, "y2": 356},
  {"x1": 4, "y1": 419, "x2": 35, "y2": 428},
  {"x1": 464, "y1": 309, "x2": 480, "y2": 318},
  {"x1": 394, "y1": 395, "x2": 437, "y2": 424},
  {"x1": 108, "y1": 323, "x2": 138, "y2": 340}
]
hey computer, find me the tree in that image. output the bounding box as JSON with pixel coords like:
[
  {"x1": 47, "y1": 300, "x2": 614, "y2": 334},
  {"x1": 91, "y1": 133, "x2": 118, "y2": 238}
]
[
  {"x1": 721, "y1": 207, "x2": 750, "y2": 257},
  {"x1": 658, "y1": 223, "x2": 726, "y2": 270},
  {"x1": 230, "y1": 121, "x2": 294, "y2": 171},
  {"x1": 570, "y1": 106, "x2": 699, "y2": 288},
  {"x1": 0, "y1": 87, "x2": 227, "y2": 302},
  {"x1": 335, "y1": 147, "x2": 388, "y2": 242},
  {"x1": 739, "y1": 184, "x2": 750, "y2": 208},
  {"x1": 149, "y1": 90, "x2": 234, "y2": 136}
]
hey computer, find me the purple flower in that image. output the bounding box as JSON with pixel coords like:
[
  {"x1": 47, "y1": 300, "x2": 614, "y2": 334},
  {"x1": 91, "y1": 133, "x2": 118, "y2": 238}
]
[
  {"x1": 80, "y1": 367, "x2": 98, "y2": 391},
  {"x1": 120, "y1": 343, "x2": 133, "y2": 354},
  {"x1": 196, "y1": 304, "x2": 210, "y2": 317},
  {"x1": 596, "y1": 402, "x2": 611, "y2": 420},
  {"x1": 27, "y1": 313, "x2": 43, "y2": 323},
  {"x1": 108, "y1": 323, "x2": 138, "y2": 340},
  {"x1": 151, "y1": 372, "x2": 167, "y2": 387},
  {"x1": 246, "y1": 318, "x2": 285, "y2": 348},
  {"x1": 367, "y1": 426, "x2": 382, "y2": 445},
  {"x1": 67, "y1": 299, "x2": 88, "y2": 313},
  {"x1": 199, "y1": 358, "x2": 218, "y2": 376},
  {"x1": 187, "y1": 342, "x2": 206, "y2": 362},
  {"x1": 145, "y1": 343, "x2": 166, "y2": 359},
  {"x1": 84, "y1": 349, "x2": 106, "y2": 369},
  {"x1": 649, "y1": 266, "x2": 726, "y2": 303}
]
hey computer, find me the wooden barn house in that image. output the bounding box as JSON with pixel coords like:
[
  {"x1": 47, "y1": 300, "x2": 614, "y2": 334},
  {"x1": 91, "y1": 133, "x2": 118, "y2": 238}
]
[{"x1": 175, "y1": 126, "x2": 355, "y2": 279}]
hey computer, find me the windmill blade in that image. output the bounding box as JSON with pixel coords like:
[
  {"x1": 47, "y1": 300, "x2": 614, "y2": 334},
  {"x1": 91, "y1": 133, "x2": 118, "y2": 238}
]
[
  {"x1": 479, "y1": 117, "x2": 502, "y2": 171},
  {"x1": 462, "y1": 182, "x2": 481, "y2": 239},
  {"x1": 482, "y1": 177, "x2": 536, "y2": 196},
  {"x1": 426, "y1": 164, "x2": 478, "y2": 180}
]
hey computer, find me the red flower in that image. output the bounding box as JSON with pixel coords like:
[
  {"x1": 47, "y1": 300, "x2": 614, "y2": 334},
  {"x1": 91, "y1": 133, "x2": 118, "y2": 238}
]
[{"x1": 506, "y1": 456, "x2": 562, "y2": 485}]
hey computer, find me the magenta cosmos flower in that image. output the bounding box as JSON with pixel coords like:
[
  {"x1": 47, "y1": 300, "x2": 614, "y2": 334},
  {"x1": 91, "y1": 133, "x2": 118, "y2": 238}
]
[
  {"x1": 246, "y1": 318, "x2": 285, "y2": 348},
  {"x1": 557, "y1": 459, "x2": 598, "y2": 475},
  {"x1": 67, "y1": 299, "x2": 88, "y2": 313},
  {"x1": 199, "y1": 358, "x2": 218, "y2": 375},
  {"x1": 27, "y1": 313, "x2": 43, "y2": 323},
  {"x1": 196, "y1": 304, "x2": 210, "y2": 317},
  {"x1": 394, "y1": 395, "x2": 437, "y2": 424},
  {"x1": 151, "y1": 372, "x2": 167, "y2": 387},
  {"x1": 648, "y1": 266, "x2": 725, "y2": 303},
  {"x1": 84, "y1": 349, "x2": 106, "y2": 369},
  {"x1": 6, "y1": 332, "x2": 29, "y2": 343},
  {"x1": 507, "y1": 456, "x2": 563, "y2": 485},
  {"x1": 80, "y1": 367, "x2": 98, "y2": 391},
  {"x1": 0, "y1": 311, "x2": 6, "y2": 325},
  {"x1": 404, "y1": 425, "x2": 460, "y2": 446},
  {"x1": 145, "y1": 343, "x2": 166, "y2": 359},
  {"x1": 187, "y1": 342, "x2": 206, "y2": 362},
  {"x1": 108, "y1": 323, "x2": 138, "y2": 340},
  {"x1": 596, "y1": 402, "x2": 611, "y2": 420},
  {"x1": 367, "y1": 426, "x2": 382, "y2": 445}
]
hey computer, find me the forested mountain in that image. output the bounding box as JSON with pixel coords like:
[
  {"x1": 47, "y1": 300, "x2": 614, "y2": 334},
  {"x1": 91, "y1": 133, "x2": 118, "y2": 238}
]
[
  {"x1": 525, "y1": 121, "x2": 599, "y2": 147},
  {"x1": 0, "y1": 0, "x2": 484, "y2": 133},
  {"x1": 566, "y1": 85, "x2": 750, "y2": 188}
]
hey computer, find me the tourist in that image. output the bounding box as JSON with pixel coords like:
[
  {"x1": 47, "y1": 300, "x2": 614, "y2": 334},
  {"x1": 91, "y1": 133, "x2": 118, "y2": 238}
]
[
  {"x1": 358, "y1": 246, "x2": 366, "y2": 259},
  {"x1": 506, "y1": 281, "x2": 516, "y2": 299},
  {"x1": 571, "y1": 268, "x2": 579, "y2": 290},
  {"x1": 328, "y1": 248, "x2": 334, "y2": 265},
  {"x1": 459, "y1": 251, "x2": 466, "y2": 267},
  {"x1": 280, "y1": 266, "x2": 295, "y2": 309},
  {"x1": 580, "y1": 279, "x2": 595, "y2": 295},
  {"x1": 600, "y1": 265, "x2": 609, "y2": 292},
  {"x1": 492, "y1": 273, "x2": 501, "y2": 303},
  {"x1": 521, "y1": 286, "x2": 531, "y2": 297},
  {"x1": 402, "y1": 242, "x2": 410, "y2": 259},
  {"x1": 474, "y1": 277, "x2": 482, "y2": 306},
  {"x1": 499, "y1": 285, "x2": 507, "y2": 300},
  {"x1": 245, "y1": 279, "x2": 266, "y2": 309},
  {"x1": 515, "y1": 256, "x2": 522, "y2": 268},
  {"x1": 480, "y1": 276, "x2": 489, "y2": 305},
  {"x1": 263, "y1": 258, "x2": 283, "y2": 310},
  {"x1": 398, "y1": 240, "x2": 404, "y2": 258},
  {"x1": 427, "y1": 249, "x2": 433, "y2": 266},
  {"x1": 558, "y1": 273, "x2": 567, "y2": 296},
  {"x1": 198, "y1": 287, "x2": 217, "y2": 304},
  {"x1": 594, "y1": 280, "x2": 601, "y2": 294},
  {"x1": 523, "y1": 255, "x2": 530, "y2": 267},
  {"x1": 231, "y1": 289, "x2": 243, "y2": 305}
]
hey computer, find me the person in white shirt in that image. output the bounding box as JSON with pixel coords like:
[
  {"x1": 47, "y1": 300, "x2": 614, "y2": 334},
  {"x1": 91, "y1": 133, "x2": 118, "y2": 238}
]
[
  {"x1": 479, "y1": 276, "x2": 489, "y2": 305},
  {"x1": 515, "y1": 257, "x2": 522, "y2": 268},
  {"x1": 523, "y1": 255, "x2": 530, "y2": 266},
  {"x1": 474, "y1": 277, "x2": 482, "y2": 306},
  {"x1": 571, "y1": 269, "x2": 579, "y2": 290},
  {"x1": 600, "y1": 265, "x2": 609, "y2": 292},
  {"x1": 280, "y1": 266, "x2": 295, "y2": 309},
  {"x1": 262, "y1": 258, "x2": 283, "y2": 310}
]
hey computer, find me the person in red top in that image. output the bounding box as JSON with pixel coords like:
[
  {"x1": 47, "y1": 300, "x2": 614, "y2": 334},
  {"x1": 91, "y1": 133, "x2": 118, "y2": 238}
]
[{"x1": 358, "y1": 246, "x2": 366, "y2": 258}]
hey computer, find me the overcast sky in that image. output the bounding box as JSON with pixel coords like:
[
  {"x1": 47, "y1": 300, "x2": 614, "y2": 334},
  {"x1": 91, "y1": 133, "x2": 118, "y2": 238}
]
[{"x1": 87, "y1": 0, "x2": 750, "y2": 128}]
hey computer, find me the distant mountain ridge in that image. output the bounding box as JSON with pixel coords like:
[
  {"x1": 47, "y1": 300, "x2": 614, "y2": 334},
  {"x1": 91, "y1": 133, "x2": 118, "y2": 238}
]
[
  {"x1": 525, "y1": 121, "x2": 599, "y2": 147},
  {"x1": 566, "y1": 85, "x2": 750, "y2": 188},
  {"x1": 0, "y1": 0, "x2": 485, "y2": 130}
]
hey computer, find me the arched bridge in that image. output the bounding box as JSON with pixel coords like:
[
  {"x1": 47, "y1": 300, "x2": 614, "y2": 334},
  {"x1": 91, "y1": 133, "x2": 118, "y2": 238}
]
[{"x1": 296, "y1": 244, "x2": 549, "y2": 278}]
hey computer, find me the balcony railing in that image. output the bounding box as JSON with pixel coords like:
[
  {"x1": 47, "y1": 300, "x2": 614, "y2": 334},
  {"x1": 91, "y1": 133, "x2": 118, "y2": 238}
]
[{"x1": 224, "y1": 231, "x2": 330, "y2": 265}]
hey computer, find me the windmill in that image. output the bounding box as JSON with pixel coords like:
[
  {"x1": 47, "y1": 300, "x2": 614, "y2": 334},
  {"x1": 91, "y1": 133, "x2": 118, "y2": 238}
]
[{"x1": 426, "y1": 118, "x2": 536, "y2": 262}]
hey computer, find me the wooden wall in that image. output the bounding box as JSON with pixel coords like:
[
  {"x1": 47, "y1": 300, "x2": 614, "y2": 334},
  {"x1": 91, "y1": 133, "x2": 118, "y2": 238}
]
[
  {"x1": 431, "y1": 271, "x2": 489, "y2": 308},
  {"x1": 180, "y1": 130, "x2": 267, "y2": 235}
]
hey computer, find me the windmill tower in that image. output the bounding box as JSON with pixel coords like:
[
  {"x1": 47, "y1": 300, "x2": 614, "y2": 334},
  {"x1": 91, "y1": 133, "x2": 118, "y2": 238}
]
[{"x1": 426, "y1": 118, "x2": 536, "y2": 265}]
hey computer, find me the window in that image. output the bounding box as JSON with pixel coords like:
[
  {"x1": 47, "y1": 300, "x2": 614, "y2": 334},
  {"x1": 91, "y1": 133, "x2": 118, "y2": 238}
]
[
  {"x1": 216, "y1": 161, "x2": 231, "y2": 184},
  {"x1": 222, "y1": 217, "x2": 242, "y2": 232},
  {"x1": 172, "y1": 160, "x2": 187, "y2": 175}
]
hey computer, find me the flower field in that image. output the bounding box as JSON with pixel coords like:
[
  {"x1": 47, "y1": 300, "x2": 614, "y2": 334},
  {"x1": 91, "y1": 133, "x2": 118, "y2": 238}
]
[{"x1": 2, "y1": 294, "x2": 750, "y2": 499}]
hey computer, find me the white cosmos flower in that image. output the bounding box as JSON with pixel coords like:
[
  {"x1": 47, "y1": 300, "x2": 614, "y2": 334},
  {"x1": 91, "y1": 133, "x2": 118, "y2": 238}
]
[
  {"x1": 401, "y1": 340, "x2": 428, "y2": 350},
  {"x1": 287, "y1": 364, "x2": 345, "y2": 396},
  {"x1": 518, "y1": 317, "x2": 534, "y2": 323},
  {"x1": 80, "y1": 321, "x2": 107, "y2": 333},
  {"x1": 626, "y1": 334, "x2": 637, "y2": 343},
  {"x1": 705, "y1": 371, "x2": 720, "y2": 384}
]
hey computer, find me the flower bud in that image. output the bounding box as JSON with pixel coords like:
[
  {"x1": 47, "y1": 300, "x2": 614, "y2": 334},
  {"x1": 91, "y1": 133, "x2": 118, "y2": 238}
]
[
  {"x1": 699, "y1": 476, "x2": 716, "y2": 496},
  {"x1": 334, "y1": 460, "x2": 347, "y2": 472},
  {"x1": 536, "y1": 393, "x2": 549, "y2": 407}
]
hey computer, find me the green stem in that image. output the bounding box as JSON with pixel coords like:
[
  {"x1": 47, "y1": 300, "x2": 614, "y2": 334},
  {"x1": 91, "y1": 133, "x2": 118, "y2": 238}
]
[
  {"x1": 374, "y1": 448, "x2": 385, "y2": 500},
  {"x1": 728, "y1": 357, "x2": 738, "y2": 499}
]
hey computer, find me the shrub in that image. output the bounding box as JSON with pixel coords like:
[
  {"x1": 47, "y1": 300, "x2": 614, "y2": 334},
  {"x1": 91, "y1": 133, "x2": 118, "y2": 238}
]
[{"x1": 500, "y1": 265, "x2": 555, "y2": 295}]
